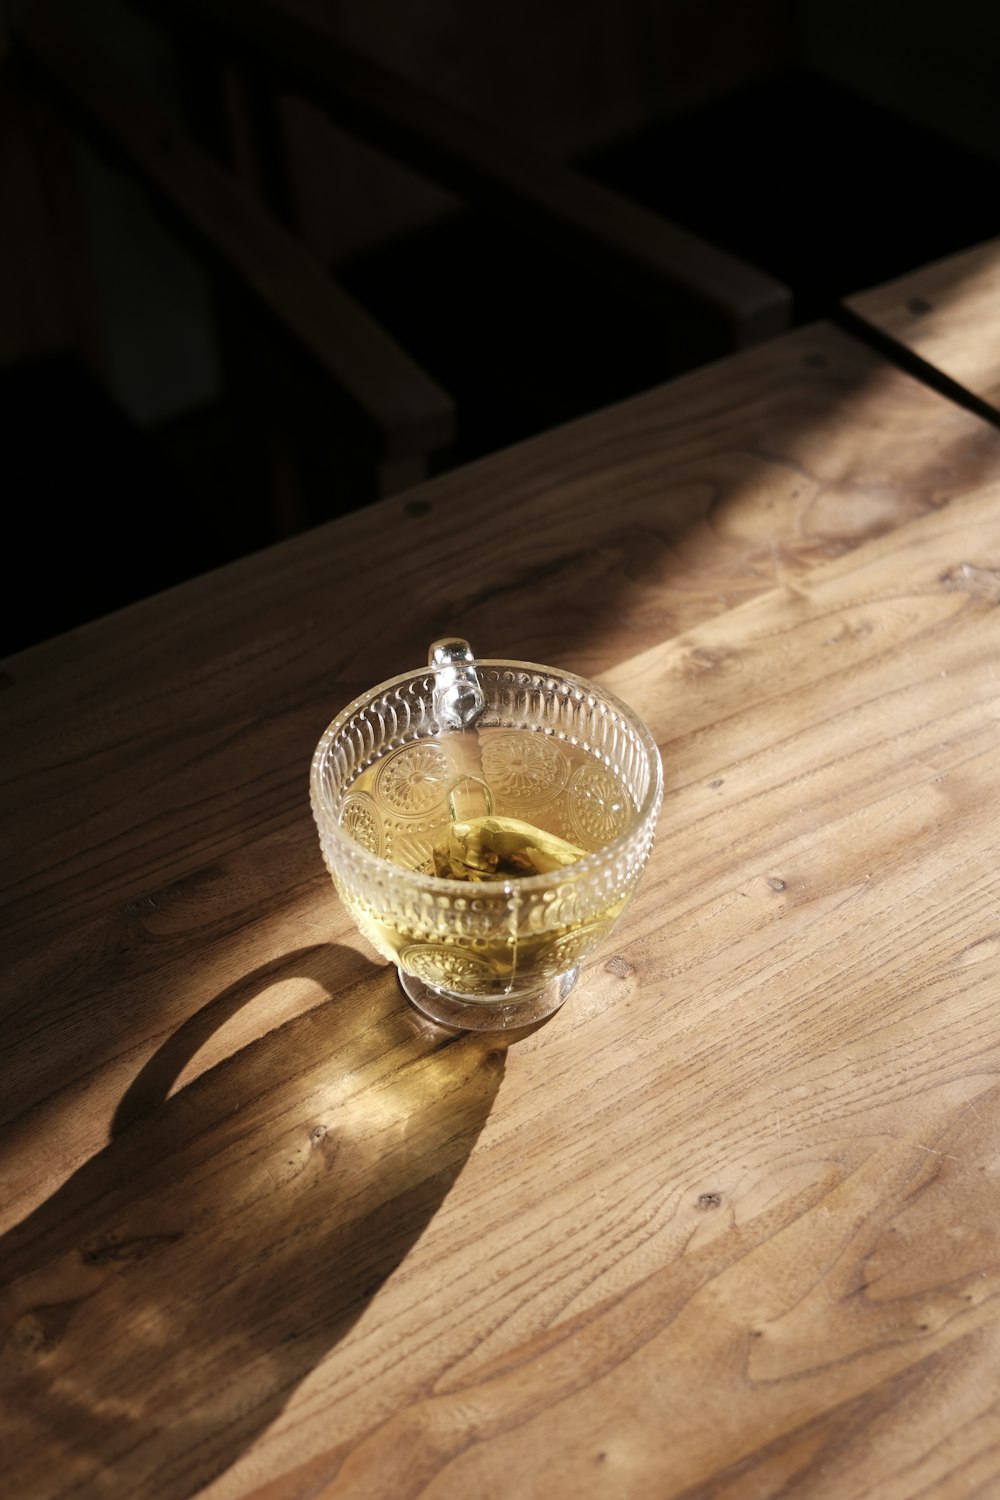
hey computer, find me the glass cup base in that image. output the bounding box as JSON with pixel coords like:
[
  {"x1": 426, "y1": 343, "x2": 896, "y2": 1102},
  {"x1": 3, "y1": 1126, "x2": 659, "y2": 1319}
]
[{"x1": 397, "y1": 966, "x2": 579, "y2": 1032}]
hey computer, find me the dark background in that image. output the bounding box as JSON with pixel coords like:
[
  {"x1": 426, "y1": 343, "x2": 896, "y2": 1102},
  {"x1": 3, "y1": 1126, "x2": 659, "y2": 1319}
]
[{"x1": 4, "y1": 0, "x2": 999, "y2": 654}]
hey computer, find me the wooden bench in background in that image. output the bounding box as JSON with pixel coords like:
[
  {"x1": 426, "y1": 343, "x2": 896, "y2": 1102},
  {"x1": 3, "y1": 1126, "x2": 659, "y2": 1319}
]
[
  {"x1": 10, "y1": 4, "x2": 458, "y2": 522},
  {"x1": 134, "y1": 0, "x2": 793, "y2": 353}
]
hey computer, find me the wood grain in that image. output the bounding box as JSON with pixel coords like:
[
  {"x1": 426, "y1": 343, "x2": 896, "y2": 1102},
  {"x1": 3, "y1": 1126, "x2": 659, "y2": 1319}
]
[
  {"x1": 845, "y1": 238, "x2": 1000, "y2": 415},
  {"x1": 3, "y1": 325, "x2": 997, "y2": 955},
  {"x1": 237, "y1": 485, "x2": 1000, "y2": 1498},
  {"x1": 2, "y1": 325, "x2": 1000, "y2": 1499}
]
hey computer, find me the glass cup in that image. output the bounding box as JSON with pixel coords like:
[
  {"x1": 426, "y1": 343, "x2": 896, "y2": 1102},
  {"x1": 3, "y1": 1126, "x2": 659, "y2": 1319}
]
[{"x1": 310, "y1": 640, "x2": 663, "y2": 1030}]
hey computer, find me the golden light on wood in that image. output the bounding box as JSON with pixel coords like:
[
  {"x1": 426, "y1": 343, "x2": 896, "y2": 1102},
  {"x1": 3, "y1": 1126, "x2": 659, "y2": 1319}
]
[{"x1": 3, "y1": 323, "x2": 1000, "y2": 1498}]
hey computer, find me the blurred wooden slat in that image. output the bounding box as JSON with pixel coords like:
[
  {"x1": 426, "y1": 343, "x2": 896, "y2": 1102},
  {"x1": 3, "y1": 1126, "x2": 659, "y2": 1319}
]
[
  {"x1": 0, "y1": 60, "x2": 102, "y2": 372},
  {"x1": 132, "y1": 0, "x2": 792, "y2": 347},
  {"x1": 263, "y1": 0, "x2": 797, "y2": 270},
  {"x1": 844, "y1": 238, "x2": 1000, "y2": 417},
  {"x1": 10, "y1": 3, "x2": 456, "y2": 470}
]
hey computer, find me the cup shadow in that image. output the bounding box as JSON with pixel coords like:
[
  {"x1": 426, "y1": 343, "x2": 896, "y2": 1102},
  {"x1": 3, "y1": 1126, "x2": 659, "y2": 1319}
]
[{"x1": 0, "y1": 944, "x2": 509, "y2": 1499}]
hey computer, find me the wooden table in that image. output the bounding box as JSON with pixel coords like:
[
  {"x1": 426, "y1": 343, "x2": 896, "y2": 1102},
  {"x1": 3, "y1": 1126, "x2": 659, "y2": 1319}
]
[
  {"x1": 3, "y1": 322, "x2": 1000, "y2": 1499},
  {"x1": 844, "y1": 237, "x2": 1000, "y2": 418}
]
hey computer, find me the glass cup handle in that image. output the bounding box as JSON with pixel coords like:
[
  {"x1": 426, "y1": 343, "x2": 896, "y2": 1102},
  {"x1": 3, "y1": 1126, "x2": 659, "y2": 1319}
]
[{"x1": 429, "y1": 638, "x2": 486, "y2": 730}]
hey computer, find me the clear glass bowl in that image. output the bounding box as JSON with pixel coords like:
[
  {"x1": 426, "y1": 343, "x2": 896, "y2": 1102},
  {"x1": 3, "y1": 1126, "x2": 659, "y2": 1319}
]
[{"x1": 310, "y1": 644, "x2": 662, "y2": 1030}]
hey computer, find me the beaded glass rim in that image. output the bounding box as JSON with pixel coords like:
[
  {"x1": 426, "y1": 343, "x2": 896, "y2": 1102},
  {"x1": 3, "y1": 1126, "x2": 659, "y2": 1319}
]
[{"x1": 310, "y1": 658, "x2": 664, "y2": 898}]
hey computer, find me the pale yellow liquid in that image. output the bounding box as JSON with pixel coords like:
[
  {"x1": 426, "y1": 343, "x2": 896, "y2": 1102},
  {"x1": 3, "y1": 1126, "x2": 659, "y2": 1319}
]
[{"x1": 341, "y1": 729, "x2": 635, "y2": 998}]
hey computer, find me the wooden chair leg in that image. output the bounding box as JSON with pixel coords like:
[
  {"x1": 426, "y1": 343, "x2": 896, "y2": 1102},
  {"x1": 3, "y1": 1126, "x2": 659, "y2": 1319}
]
[{"x1": 0, "y1": 60, "x2": 103, "y2": 376}]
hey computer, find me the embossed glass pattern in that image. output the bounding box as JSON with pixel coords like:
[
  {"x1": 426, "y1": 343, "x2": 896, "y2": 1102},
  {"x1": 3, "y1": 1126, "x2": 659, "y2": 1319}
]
[{"x1": 311, "y1": 658, "x2": 663, "y2": 1030}]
